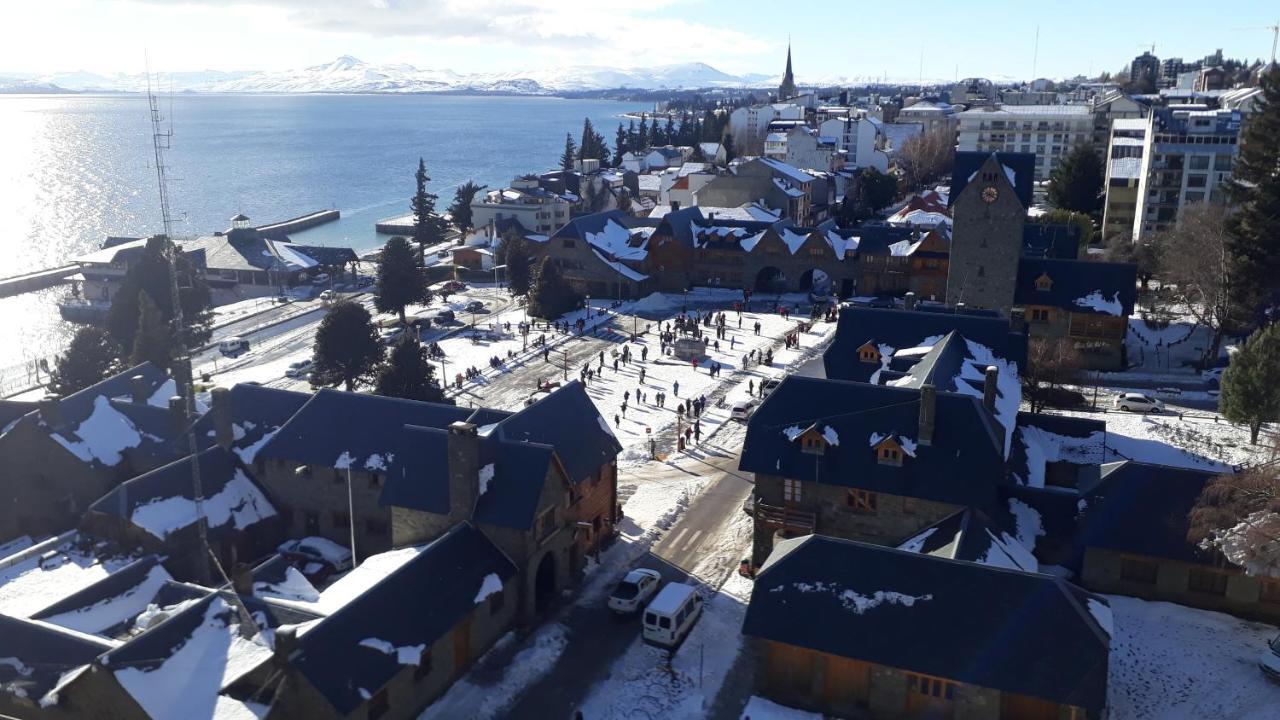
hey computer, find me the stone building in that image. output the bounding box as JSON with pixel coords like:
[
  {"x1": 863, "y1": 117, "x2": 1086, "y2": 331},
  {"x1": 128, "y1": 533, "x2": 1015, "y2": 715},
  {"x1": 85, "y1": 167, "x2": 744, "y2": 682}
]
[
  {"x1": 944, "y1": 152, "x2": 1033, "y2": 313},
  {"x1": 1015, "y1": 258, "x2": 1137, "y2": 370},
  {"x1": 743, "y1": 535, "x2": 1110, "y2": 720}
]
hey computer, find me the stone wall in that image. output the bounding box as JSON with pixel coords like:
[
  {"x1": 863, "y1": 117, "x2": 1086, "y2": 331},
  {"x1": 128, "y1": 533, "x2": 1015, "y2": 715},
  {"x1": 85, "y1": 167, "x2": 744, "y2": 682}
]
[
  {"x1": 1082, "y1": 547, "x2": 1280, "y2": 622},
  {"x1": 256, "y1": 459, "x2": 393, "y2": 558},
  {"x1": 946, "y1": 156, "x2": 1025, "y2": 313}
]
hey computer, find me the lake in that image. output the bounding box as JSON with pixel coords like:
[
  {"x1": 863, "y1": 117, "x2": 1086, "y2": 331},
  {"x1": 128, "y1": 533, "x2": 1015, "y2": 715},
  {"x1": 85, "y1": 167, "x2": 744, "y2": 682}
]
[{"x1": 0, "y1": 93, "x2": 646, "y2": 375}]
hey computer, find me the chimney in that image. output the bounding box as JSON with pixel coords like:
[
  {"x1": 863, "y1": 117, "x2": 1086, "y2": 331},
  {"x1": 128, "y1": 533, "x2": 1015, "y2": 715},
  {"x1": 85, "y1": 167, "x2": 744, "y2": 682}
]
[
  {"x1": 918, "y1": 384, "x2": 936, "y2": 447},
  {"x1": 167, "y1": 396, "x2": 187, "y2": 437},
  {"x1": 130, "y1": 374, "x2": 148, "y2": 405},
  {"x1": 983, "y1": 366, "x2": 999, "y2": 412},
  {"x1": 904, "y1": 292, "x2": 917, "y2": 311},
  {"x1": 211, "y1": 387, "x2": 233, "y2": 450},
  {"x1": 170, "y1": 359, "x2": 193, "y2": 402},
  {"x1": 274, "y1": 625, "x2": 299, "y2": 664},
  {"x1": 955, "y1": 302, "x2": 966, "y2": 314},
  {"x1": 670, "y1": 200, "x2": 681, "y2": 212},
  {"x1": 38, "y1": 395, "x2": 62, "y2": 429},
  {"x1": 447, "y1": 421, "x2": 479, "y2": 521}
]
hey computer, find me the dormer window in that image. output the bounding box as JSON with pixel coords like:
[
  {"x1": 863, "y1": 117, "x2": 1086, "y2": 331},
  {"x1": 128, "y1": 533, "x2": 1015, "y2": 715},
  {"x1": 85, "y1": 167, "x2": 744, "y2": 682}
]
[
  {"x1": 799, "y1": 429, "x2": 828, "y2": 456},
  {"x1": 1035, "y1": 272, "x2": 1053, "y2": 291},
  {"x1": 874, "y1": 437, "x2": 905, "y2": 467},
  {"x1": 858, "y1": 342, "x2": 881, "y2": 364}
]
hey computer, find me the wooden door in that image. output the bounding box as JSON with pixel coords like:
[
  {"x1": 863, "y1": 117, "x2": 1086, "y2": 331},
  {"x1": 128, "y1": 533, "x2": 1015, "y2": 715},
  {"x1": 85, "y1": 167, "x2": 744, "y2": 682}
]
[
  {"x1": 823, "y1": 655, "x2": 870, "y2": 711},
  {"x1": 1000, "y1": 693, "x2": 1060, "y2": 720},
  {"x1": 453, "y1": 616, "x2": 472, "y2": 679}
]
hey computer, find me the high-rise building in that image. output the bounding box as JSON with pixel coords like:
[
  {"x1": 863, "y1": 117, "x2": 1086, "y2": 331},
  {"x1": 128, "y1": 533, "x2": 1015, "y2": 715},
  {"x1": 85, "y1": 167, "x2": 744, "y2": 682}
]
[
  {"x1": 778, "y1": 44, "x2": 797, "y2": 100},
  {"x1": 1132, "y1": 107, "x2": 1242, "y2": 239},
  {"x1": 1130, "y1": 51, "x2": 1160, "y2": 93},
  {"x1": 955, "y1": 105, "x2": 1093, "y2": 182}
]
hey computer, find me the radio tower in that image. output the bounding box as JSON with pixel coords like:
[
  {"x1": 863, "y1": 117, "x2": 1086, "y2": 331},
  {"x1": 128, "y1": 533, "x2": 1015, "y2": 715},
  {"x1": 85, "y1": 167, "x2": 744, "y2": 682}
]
[{"x1": 145, "y1": 63, "x2": 210, "y2": 586}]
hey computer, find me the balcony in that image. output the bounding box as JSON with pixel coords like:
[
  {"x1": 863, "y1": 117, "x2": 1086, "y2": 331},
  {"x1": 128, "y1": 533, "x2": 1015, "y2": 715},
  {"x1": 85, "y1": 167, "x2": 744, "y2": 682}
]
[{"x1": 755, "y1": 501, "x2": 817, "y2": 535}]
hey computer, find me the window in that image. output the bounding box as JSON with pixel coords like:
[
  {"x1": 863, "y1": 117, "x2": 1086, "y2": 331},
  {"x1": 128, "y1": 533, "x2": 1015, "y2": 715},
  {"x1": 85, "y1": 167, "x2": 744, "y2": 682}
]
[
  {"x1": 801, "y1": 433, "x2": 825, "y2": 455},
  {"x1": 367, "y1": 688, "x2": 390, "y2": 720},
  {"x1": 1214, "y1": 155, "x2": 1233, "y2": 172},
  {"x1": 808, "y1": 247, "x2": 824, "y2": 256},
  {"x1": 876, "y1": 444, "x2": 903, "y2": 467},
  {"x1": 1188, "y1": 567, "x2": 1228, "y2": 596},
  {"x1": 858, "y1": 344, "x2": 880, "y2": 363},
  {"x1": 367, "y1": 473, "x2": 382, "y2": 489},
  {"x1": 537, "y1": 508, "x2": 557, "y2": 541},
  {"x1": 902, "y1": 496, "x2": 918, "y2": 515},
  {"x1": 332, "y1": 511, "x2": 351, "y2": 528},
  {"x1": 1119, "y1": 556, "x2": 1159, "y2": 584},
  {"x1": 562, "y1": 239, "x2": 576, "y2": 248},
  {"x1": 1030, "y1": 308, "x2": 1051, "y2": 323},
  {"x1": 1189, "y1": 155, "x2": 1211, "y2": 170},
  {"x1": 489, "y1": 586, "x2": 505, "y2": 615},
  {"x1": 847, "y1": 489, "x2": 878, "y2": 513},
  {"x1": 414, "y1": 648, "x2": 434, "y2": 681},
  {"x1": 1034, "y1": 273, "x2": 1053, "y2": 291},
  {"x1": 1261, "y1": 577, "x2": 1280, "y2": 605},
  {"x1": 783, "y1": 478, "x2": 802, "y2": 503},
  {"x1": 906, "y1": 672, "x2": 956, "y2": 701},
  {"x1": 1187, "y1": 174, "x2": 1208, "y2": 188}
]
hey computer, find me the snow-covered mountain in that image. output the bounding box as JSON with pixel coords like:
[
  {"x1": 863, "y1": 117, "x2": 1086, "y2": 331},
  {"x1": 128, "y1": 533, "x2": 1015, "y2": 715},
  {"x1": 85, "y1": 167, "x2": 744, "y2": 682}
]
[{"x1": 19, "y1": 56, "x2": 778, "y2": 95}]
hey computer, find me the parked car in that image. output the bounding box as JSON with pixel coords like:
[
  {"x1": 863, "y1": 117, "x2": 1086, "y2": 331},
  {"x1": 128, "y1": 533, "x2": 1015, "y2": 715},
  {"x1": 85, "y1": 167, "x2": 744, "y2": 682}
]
[
  {"x1": 761, "y1": 378, "x2": 782, "y2": 396},
  {"x1": 318, "y1": 290, "x2": 335, "y2": 304},
  {"x1": 274, "y1": 293, "x2": 291, "y2": 304},
  {"x1": 1260, "y1": 634, "x2": 1280, "y2": 681},
  {"x1": 642, "y1": 582, "x2": 704, "y2": 650},
  {"x1": 356, "y1": 276, "x2": 374, "y2": 287},
  {"x1": 730, "y1": 399, "x2": 757, "y2": 421},
  {"x1": 607, "y1": 568, "x2": 662, "y2": 615},
  {"x1": 310, "y1": 273, "x2": 330, "y2": 287},
  {"x1": 441, "y1": 280, "x2": 467, "y2": 292},
  {"x1": 278, "y1": 537, "x2": 353, "y2": 583},
  {"x1": 867, "y1": 295, "x2": 895, "y2": 309},
  {"x1": 435, "y1": 309, "x2": 456, "y2": 323},
  {"x1": 1113, "y1": 392, "x2": 1165, "y2": 413},
  {"x1": 218, "y1": 337, "x2": 250, "y2": 356},
  {"x1": 285, "y1": 360, "x2": 313, "y2": 378},
  {"x1": 381, "y1": 327, "x2": 406, "y2": 345},
  {"x1": 465, "y1": 300, "x2": 486, "y2": 313}
]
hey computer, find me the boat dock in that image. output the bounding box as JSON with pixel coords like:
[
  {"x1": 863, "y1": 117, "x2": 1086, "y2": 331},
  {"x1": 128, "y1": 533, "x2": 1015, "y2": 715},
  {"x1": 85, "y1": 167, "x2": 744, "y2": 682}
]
[
  {"x1": 375, "y1": 213, "x2": 415, "y2": 235},
  {"x1": 0, "y1": 264, "x2": 81, "y2": 299},
  {"x1": 256, "y1": 209, "x2": 340, "y2": 237}
]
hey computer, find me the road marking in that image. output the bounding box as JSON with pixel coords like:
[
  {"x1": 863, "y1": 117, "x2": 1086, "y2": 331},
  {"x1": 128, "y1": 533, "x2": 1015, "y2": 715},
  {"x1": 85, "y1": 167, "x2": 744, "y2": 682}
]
[
  {"x1": 667, "y1": 527, "x2": 689, "y2": 548},
  {"x1": 683, "y1": 530, "x2": 703, "y2": 551}
]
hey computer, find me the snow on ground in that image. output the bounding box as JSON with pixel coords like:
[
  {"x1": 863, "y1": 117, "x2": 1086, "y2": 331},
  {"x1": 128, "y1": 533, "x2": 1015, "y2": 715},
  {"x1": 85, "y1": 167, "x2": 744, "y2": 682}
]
[
  {"x1": 0, "y1": 541, "x2": 137, "y2": 618},
  {"x1": 1107, "y1": 594, "x2": 1280, "y2": 720},
  {"x1": 1051, "y1": 403, "x2": 1268, "y2": 471},
  {"x1": 739, "y1": 695, "x2": 822, "y2": 720},
  {"x1": 418, "y1": 624, "x2": 570, "y2": 720}
]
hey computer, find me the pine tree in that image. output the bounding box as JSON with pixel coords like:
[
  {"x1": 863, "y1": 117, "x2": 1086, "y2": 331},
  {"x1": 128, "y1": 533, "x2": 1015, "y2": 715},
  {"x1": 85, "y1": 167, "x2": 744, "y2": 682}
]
[
  {"x1": 637, "y1": 116, "x2": 649, "y2": 151},
  {"x1": 560, "y1": 133, "x2": 577, "y2": 172},
  {"x1": 613, "y1": 123, "x2": 628, "y2": 167},
  {"x1": 311, "y1": 300, "x2": 385, "y2": 392},
  {"x1": 448, "y1": 180, "x2": 485, "y2": 236},
  {"x1": 375, "y1": 236, "x2": 425, "y2": 325},
  {"x1": 505, "y1": 234, "x2": 533, "y2": 296},
  {"x1": 722, "y1": 132, "x2": 736, "y2": 163},
  {"x1": 592, "y1": 128, "x2": 610, "y2": 163},
  {"x1": 1046, "y1": 143, "x2": 1105, "y2": 216},
  {"x1": 578, "y1": 118, "x2": 597, "y2": 162},
  {"x1": 106, "y1": 236, "x2": 212, "y2": 356},
  {"x1": 49, "y1": 326, "x2": 120, "y2": 396},
  {"x1": 627, "y1": 119, "x2": 638, "y2": 150},
  {"x1": 130, "y1": 291, "x2": 175, "y2": 370},
  {"x1": 1220, "y1": 322, "x2": 1280, "y2": 444},
  {"x1": 411, "y1": 158, "x2": 446, "y2": 263},
  {"x1": 376, "y1": 336, "x2": 450, "y2": 403},
  {"x1": 663, "y1": 116, "x2": 675, "y2": 146},
  {"x1": 527, "y1": 256, "x2": 579, "y2": 319},
  {"x1": 1226, "y1": 67, "x2": 1280, "y2": 312}
]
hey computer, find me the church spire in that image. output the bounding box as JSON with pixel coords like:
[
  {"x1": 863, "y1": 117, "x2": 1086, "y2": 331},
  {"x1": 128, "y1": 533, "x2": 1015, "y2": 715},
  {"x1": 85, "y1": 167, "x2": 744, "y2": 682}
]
[{"x1": 778, "y1": 41, "x2": 797, "y2": 100}]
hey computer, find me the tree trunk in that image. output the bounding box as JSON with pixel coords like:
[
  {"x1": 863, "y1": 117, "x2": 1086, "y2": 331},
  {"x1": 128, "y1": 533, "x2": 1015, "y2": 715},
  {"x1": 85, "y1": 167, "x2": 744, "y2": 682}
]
[
  {"x1": 345, "y1": 377, "x2": 355, "y2": 393},
  {"x1": 1252, "y1": 421, "x2": 1262, "y2": 446},
  {"x1": 1202, "y1": 325, "x2": 1225, "y2": 370}
]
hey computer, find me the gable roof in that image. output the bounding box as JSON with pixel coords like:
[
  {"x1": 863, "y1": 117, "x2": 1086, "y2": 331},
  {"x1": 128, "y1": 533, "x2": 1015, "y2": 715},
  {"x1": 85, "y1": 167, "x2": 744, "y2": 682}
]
[
  {"x1": 950, "y1": 151, "x2": 1035, "y2": 208},
  {"x1": 1073, "y1": 461, "x2": 1221, "y2": 565},
  {"x1": 1023, "y1": 223, "x2": 1082, "y2": 260},
  {"x1": 188, "y1": 383, "x2": 311, "y2": 463},
  {"x1": 493, "y1": 381, "x2": 620, "y2": 484},
  {"x1": 897, "y1": 508, "x2": 1037, "y2": 571},
  {"x1": 0, "y1": 614, "x2": 114, "y2": 705},
  {"x1": 1015, "y1": 258, "x2": 1138, "y2": 317},
  {"x1": 739, "y1": 376, "x2": 1006, "y2": 508},
  {"x1": 291, "y1": 523, "x2": 517, "y2": 715},
  {"x1": 30, "y1": 555, "x2": 173, "y2": 637},
  {"x1": 743, "y1": 535, "x2": 1110, "y2": 713}
]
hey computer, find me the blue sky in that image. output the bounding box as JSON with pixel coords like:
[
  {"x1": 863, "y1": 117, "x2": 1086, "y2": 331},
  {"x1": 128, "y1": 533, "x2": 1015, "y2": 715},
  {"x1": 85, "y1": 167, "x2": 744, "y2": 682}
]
[{"x1": 2, "y1": 0, "x2": 1276, "y2": 80}]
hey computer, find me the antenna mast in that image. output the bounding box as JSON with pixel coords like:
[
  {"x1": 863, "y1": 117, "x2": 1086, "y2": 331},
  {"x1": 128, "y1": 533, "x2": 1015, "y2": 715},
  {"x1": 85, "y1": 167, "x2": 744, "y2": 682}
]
[{"x1": 145, "y1": 60, "x2": 211, "y2": 587}]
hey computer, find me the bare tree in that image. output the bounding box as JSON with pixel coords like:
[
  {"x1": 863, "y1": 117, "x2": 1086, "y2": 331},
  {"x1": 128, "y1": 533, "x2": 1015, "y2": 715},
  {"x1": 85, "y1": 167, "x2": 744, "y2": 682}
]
[
  {"x1": 1189, "y1": 465, "x2": 1280, "y2": 577},
  {"x1": 896, "y1": 127, "x2": 956, "y2": 191},
  {"x1": 1153, "y1": 203, "x2": 1245, "y2": 367},
  {"x1": 1022, "y1": 337, "x2": 1083, "y2": 413}
]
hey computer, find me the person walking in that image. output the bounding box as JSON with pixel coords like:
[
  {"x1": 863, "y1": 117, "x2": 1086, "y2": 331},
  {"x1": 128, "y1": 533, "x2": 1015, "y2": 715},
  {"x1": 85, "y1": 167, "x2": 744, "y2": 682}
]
[{"x1": 673, "y1": 380, "x2": 680, "y2": 397}]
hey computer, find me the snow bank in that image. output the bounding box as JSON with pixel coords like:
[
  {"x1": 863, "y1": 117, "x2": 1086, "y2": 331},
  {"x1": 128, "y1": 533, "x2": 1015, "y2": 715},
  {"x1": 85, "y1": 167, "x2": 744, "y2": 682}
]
[
  {"x1": 473, "y1": 573, "x2": 503, "y2": 603},
  {"x1": 130, "y1": 469, "x2": 276, "y2": 540}
]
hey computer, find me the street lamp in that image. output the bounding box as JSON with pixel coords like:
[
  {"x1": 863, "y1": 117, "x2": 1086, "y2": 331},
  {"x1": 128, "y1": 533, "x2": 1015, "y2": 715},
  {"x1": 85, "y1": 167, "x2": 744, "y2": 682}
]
[{"x1": 586, "y1": 294, "x2": 591, "y2": 320}]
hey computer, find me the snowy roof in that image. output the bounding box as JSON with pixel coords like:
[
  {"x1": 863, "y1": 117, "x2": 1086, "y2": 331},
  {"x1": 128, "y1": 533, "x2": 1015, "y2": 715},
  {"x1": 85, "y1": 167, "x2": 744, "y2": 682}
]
[
  {"x1": 896, "y1": 509, "x2": 1037, "y2": 572},
  {"x1": 592, "y1": 249, "x2": 649, "y2": 281},
  {"x1": 0, "y1": 614, "x2": 114, "y2": 707},
  {"x1": 771, "y1": 177, "x2": 806, "y2": 198},
  {"x1": 1007, "y1": 412, "x2": 1106, "y2": 490},
  {"x1": 0, "y1": 535, "x2": 140, "y2": 619},
  {"x1": 187, "y1": 384, "x2": 311, "y2": 463},
  {"x1": 958, "y1": 104, "x2": 1090, "y2": 117},
  {"x1": 637, "y1": 174, "x2": 662, "y2": 192},
  {"x1": 757, "y1": 157, "x2": 815, "y2": 184},
  {"x1": 744, "y1": 535, "x2": 1110, "y2": 713},
  {"x1": 289, "y1": 524, "x2": 516, "y2": 715},
  {"x1": 1015, "y1": 258, "x2": 1137, "y2": 317},
  {"x1": 950, "y1": 151, "x2": 1035, "y2": 209},
  {"x1": 31, "y1": 556, "x2": 173, "y2": 637}
]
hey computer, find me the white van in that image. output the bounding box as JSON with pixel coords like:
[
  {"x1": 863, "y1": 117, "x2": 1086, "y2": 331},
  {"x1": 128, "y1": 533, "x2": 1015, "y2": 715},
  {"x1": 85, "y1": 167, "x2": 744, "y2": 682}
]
[
  {"x1": 642, "y1": 582, "x2": 703, "y2": 650},
  {"x1": 218, "y1": 337, "x2": 249, "y2": 356}
]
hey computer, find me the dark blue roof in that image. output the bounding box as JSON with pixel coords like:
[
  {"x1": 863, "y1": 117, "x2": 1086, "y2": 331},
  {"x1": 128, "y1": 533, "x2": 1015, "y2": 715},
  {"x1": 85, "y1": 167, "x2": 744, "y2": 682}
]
[
  {"x1": 494, "y1": 381, "x2": 620, "y2": 485},
  {"x1": 743, "y1": 535, "x2": 1109, "y2": 712},
  {"x1": 898, "y1": 508, "x2": 1033, "y2": 570},
  {"x1": 549, "y1": 210, "x2": 640, "y2": 241},
  {"x1": 1073, "y1": 461, "x2": 1220, "y2": 565},
  {"x1": 379, "y1": 425, "x2": 450, "y2": 515},
  {"x1": 0, "y1": 614, "x2": 113, "y2": 702},
  {"x1": 190, "y1": 384, "x2": 311, "y2": 456},
  {"x1": 56, "y1": 362, "x2": 167, "y2": 427},
  {"x1": 291, "y1": 523, "x2": 517, "y2": 715},
  {"x1": 1023, "y1": 223, "x2": 1082, "y2": 259},
  {"x1": 824, "y1": 306, "x2": 1026, "y2": 382},
  {"x1": 473, "y1": 439, "x2": 555, "y2": 529},
  {"x1": 31, "y1": 555, "x2": 170, "y2": 635},
  {"x1": 1016, "y1": 258, "x2": 1138, "y2": 316},
  {"x1": 739, "y1": 376, "x2": 1005, "y2": 508},
  {"x1": 852, "y1": 225, "x2": 921, "y2": 255},
  {"x1": 950, "y1": 151, "x2": 1035, "y2": 208},
  {"x1": 1007, "y1": 412, "x2": 1107, "y2": 489}
]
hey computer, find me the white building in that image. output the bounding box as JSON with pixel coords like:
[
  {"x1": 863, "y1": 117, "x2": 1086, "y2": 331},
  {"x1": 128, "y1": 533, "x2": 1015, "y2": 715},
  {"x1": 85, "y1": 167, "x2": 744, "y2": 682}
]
[
  {"x1": 1131, "y1": 107, "x2": 1242, "y2": 240},
  {"x1": 956, "y1": 104, "x2": 1094, "y2": 182},
  {"x1": 897, "y1": 100, "x2": 959, "y2": 137},
  {"x1": 817, "y1": 115, "x2": 888, "y2": 172},
  {"x1": 471, "y1": 177, "x2": 573, "y2": 235},
  {"x1": 729, "y1": 104, "x2": 804, "y2": 155}
]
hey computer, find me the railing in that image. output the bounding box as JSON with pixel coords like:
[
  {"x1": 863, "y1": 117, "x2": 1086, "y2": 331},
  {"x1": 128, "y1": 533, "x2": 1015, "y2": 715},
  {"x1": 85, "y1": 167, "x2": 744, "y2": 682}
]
[{"x1": 756, "y1": 501, "x2": 817, "y2": 535}]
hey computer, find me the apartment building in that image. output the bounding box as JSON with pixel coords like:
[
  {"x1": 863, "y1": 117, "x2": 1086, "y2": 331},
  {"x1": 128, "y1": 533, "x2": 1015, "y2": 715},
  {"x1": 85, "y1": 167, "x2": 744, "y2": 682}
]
[
  {"x1": 1101, "y1": 118, "x2": 1147, "y2": 242},
  {"x1": 956, "y1": 104, "x2": 1093, "y2": 182},
  {"x1": 1132, "y1": 107, "x2": 1242, "y2": 239},
  {"x1": 471, "y1": 176, "x2": 573, "y2": 235}
]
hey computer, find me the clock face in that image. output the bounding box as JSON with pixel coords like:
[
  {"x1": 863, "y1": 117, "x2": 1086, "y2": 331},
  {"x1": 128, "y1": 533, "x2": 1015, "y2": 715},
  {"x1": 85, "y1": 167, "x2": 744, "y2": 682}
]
[{"x1": 982, "y1": 185, "x2": 999, "y2": 204}]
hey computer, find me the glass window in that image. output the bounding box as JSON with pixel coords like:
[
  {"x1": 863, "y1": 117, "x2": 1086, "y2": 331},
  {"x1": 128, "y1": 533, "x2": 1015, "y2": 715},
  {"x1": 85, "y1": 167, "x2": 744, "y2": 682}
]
[
  {"x1": 1188, "y1": 568, "x2": 1228, "y2": 596},
  {"x1": 1187, "y1": 174, "x2": 1208, "y2": 188},
  {"x1": 783, "y1": 478, "x2": 802, "y2": 503}
]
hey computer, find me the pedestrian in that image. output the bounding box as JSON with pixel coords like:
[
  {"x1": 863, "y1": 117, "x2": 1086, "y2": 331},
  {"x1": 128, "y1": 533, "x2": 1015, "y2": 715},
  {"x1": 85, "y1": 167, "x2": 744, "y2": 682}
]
[
  {"x1": 649, "y1": 438, "x2": 656, "y2": 459},
  {"x1": 694, "y1": 421, "x2": 701, "y2": 442},
  {"x1": 621, "y1": 402, "x2": 627, "y2": 417},
  {"x1": 639, "y1": 368, "x2": 646, "y2": 384},
  {"x1": 684, "y1": 426, "x2": 692, "y2": 445},
  {"x1": 642, "y1": 346, "x2": 648, "y2": 362},
  {"x1": 713, "y1": 340, "x2": 720, "y2": 352},
  {"x1": 613, "y1": 359, "x2": 619, "y2": 372},
  {"x1": 614, "y1": 413, "x2": 620, "y2": 427},
  {"x1": 673, "y1": 380, "x2": 680, "y2": 397},
  {"x1": 624, "y1": 390, "x2": 630, "y2": 403},
  {"x1": 737, "y1": 316, "x2": 742, "y2": 329},
  {"x1": 749, "y1": 379, "x2": 754, "y2": 395}
]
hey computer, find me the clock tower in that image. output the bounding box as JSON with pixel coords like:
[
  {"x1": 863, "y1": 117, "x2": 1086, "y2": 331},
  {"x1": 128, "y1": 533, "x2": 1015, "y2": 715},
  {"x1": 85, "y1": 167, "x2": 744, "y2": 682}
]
[{"x1": 945, "y1": 152, "x2": 1027, "y2": 314}]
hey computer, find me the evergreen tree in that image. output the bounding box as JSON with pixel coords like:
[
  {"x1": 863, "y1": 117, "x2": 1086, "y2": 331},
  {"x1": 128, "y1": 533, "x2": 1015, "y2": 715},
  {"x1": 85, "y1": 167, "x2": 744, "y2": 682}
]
[
  {"x1": 722, "y1": 132, "x2": 736, "y2": 163},
  {"x1": 857, "y1": 167, "x2": 900, "y2": 215},
  {"x1": 700, "y1": 110, "x2": 716, "y2": 141},
  {"x1": 627, "y1": 119, "x2": 638, "y2": 150},
  {"x1": 560, "y1": 133, "x2": 577, "y2": 172},
  {"x1": 1220, "y1": 322, "x2": 1280, "y2": 444},
  {"x1": 637, "y1": 116, "x2": 649, "y2": 150},
  {"x1": 411, "y1": 158, "x2": 447, "y2": 263},
  {"x1": 448, "y1": 180, "x2": 485, "y2": 236},
  {"x1": 1226, "y1": 67, "x2": 1280, "y2": 313},
  {"x1": 49, "y1": 326, "x2": 119, "y2": 397},
  {"x1": 527, "y1": 255, "x2": 580, "y2": 319},
  {"x1": 592, "y1": 128, "x2": 610, "y2": 163},
  {"x1": 613, "y1": 123, "x2": 628, "y2": 167},
  {"x1": 311, "y1": 300, "x2": 384, "y2": 392},
  {"x1": 130, "y1": 291, "x2": 175, "y2": 370},
  {"x1": 106, "y1": 235, "x2": 212, "y2": 356},
  {"x1": 662, "y1": 116, "x2": 675, "y2": 146},
  {"x1": 375, "y1": 336, "x2": 450, "y2": 403},
  {"x1": 1046, "y1": 143, "x2": 1105, "y2": 216},
  {"x1": 375, "y1": 236, "x2": 425, "y2": 325},
  {"x1": 504, "y1": 233, "x2": 533, "y2": 297},
  {"x1": 578, "y1": 118, "x2": 597, "y2": 161}
]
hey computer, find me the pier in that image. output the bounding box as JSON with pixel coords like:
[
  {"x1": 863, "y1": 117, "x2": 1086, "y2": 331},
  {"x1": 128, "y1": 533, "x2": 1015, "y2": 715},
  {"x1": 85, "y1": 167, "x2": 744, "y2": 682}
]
[
  {"x1": 0, "y1": 264, "x2": 81, "y2": 299},
  {"x1": 375, "y1": 213, "x2": 416, "y2": 235},
  {"x1": 256, "y1": 209, "x2": 341, "y2": 237}
]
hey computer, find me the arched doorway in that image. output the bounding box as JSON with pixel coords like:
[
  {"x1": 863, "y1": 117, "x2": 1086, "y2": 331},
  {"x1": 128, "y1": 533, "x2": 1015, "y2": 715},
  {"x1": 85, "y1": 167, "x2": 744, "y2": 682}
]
[
  {"x1": 799, "y1": 268, "x2": 832, "y2": 295},
  {"x1": 755, "y1": 266, "x2": 787, "y2": 293},
  {"x1": 534, "y1": 552, "x2": 556, "y2": 615}
]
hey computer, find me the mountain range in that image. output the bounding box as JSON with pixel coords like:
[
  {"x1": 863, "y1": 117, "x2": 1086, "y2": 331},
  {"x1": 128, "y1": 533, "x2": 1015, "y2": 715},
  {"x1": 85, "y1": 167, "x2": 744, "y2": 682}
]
[{"x1": 2, "y1": 56, "x2": 787, "y2": 95}]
